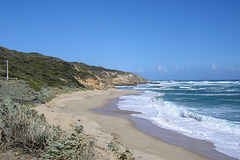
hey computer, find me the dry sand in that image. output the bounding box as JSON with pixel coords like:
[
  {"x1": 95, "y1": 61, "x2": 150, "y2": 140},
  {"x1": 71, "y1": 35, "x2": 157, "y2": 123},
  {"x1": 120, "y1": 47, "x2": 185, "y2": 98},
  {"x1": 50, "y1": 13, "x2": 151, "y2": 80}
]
[{"x1": 34, "y1": 89, "x2": 213, "y2": 160}]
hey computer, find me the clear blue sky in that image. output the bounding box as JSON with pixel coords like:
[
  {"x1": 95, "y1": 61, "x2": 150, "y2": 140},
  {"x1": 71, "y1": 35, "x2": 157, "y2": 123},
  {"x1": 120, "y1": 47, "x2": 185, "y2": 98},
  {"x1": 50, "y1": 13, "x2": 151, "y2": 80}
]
[{"x1": 1, "y1": 0, "x2": 240, "y2": 80}]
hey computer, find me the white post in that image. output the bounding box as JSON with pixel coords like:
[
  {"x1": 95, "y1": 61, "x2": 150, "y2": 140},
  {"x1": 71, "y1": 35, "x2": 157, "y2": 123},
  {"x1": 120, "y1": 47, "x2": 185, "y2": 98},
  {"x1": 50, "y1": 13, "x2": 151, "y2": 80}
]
[{"x1": 6, "y1": 60, "x2": 8, "y2": 80}]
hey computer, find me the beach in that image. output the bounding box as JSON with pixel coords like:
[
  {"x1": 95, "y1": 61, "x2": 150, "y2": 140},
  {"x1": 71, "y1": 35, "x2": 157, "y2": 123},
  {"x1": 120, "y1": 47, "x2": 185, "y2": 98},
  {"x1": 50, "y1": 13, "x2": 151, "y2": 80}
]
[
  {"x1": 33, "y1": 88, "x2": 215, "y2": 160},
  {"x1": 34, "y1": 89, "x2": 225, "y2": 160}
]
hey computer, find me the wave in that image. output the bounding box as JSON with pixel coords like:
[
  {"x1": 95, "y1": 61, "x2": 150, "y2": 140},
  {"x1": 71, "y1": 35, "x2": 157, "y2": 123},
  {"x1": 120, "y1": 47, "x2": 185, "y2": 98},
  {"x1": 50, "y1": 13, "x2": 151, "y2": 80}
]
[
  {"x1": 135, "y1": 87, "x2": 175, "y2": 91},
  {"x1": 171, "y1": 93, "x2": 240, "y2": 96},
  {"x1": 179, "y1": 86, "x2": 191, "y2": 89},
  {"x1": 179, "y1": 86, "x2": 199, "y2": 90},
  {"x1": 180, "y1": 111, "x2": 202, "y2": 122},
  {"x1": 118, "y1": 91, "x2": 240, "y2": 159},
  {"x1": 152, "y1": 80, "x2": 240, "y2": 86}
]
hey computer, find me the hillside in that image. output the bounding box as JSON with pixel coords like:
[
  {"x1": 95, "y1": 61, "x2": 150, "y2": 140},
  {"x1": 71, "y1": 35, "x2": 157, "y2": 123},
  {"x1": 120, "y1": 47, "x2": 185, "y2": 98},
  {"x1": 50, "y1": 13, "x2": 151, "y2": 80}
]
[{"x1": 0, "y1": 46, "x2": 147, "y2": 90}]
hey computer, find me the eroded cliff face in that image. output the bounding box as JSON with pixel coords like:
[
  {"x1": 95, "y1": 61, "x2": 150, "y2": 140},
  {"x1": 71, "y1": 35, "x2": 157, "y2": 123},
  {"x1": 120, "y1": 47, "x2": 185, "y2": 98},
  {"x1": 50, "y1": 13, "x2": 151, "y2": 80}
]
[
  {"x1": 74, "y1": 76, "x2": 108, "y2": 90},
  {"x1": 98, "y1": 71, "x2": 147, "y2": 86},
  {"x1": 73, "y1": 65, "x2": 148, "y2": 90}
]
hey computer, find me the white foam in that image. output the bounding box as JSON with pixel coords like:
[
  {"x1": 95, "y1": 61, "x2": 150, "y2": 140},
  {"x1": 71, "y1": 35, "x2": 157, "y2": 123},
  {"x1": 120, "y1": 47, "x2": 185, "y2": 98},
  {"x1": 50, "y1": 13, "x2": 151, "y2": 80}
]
[
  {"x1": 155, "y1": 80, "x2": 240, "y2": 88},
  {"x1": 170, "y1": 93, "x2": 239, "y2": 96},
  {"x1": 118, "y1": 91, "x2": 240, "y2": 159},
  {"x1": 179, "y1": 86, "x2": 191, "y2": 89}
]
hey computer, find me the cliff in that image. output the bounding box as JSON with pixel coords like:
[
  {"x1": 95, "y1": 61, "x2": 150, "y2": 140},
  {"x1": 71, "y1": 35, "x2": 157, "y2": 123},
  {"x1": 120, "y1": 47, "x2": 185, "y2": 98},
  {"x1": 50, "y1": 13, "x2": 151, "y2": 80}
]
[
  {"x1": 73, "y1": 62, "x2": 147, "y2": 89},
  {"x1": 0, "y1": 46, "x2": 147, "y2": 90}
]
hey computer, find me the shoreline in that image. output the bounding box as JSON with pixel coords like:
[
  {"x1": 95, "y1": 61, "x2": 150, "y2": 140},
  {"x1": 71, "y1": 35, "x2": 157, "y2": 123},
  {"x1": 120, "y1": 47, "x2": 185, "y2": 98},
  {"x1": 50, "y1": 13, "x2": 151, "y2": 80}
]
[
  {"x1": 33, "y1": 89, "x2": 236, "y2": 160},
  {"x1": 95, "y1": 97, "x2": 237, "y2": 160}
]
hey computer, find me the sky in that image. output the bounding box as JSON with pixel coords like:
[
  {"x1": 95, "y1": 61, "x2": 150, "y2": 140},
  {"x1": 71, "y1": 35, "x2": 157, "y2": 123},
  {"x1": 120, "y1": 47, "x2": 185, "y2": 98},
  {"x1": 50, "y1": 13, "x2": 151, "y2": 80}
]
[{"x1": 1, "y1": 0, "x2": 240, "y2": 80}]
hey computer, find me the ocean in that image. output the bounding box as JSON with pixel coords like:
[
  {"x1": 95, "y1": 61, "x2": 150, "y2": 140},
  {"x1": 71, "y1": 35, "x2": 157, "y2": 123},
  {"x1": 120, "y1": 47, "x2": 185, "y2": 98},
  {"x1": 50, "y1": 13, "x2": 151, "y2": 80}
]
[{"x1": 116, "y1": 80, "x2": 240, "y2": 160}]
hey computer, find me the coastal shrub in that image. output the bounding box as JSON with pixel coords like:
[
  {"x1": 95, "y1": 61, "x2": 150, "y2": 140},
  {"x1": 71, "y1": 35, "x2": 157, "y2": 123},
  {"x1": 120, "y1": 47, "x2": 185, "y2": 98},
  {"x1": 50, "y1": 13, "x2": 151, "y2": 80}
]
[
  {"x1": 27, "y1": 79, "x2": 42, "y2": 91},
  {"x1": 0, "y1": 80, "x2": 49, "y2": 104},
  {"x1": 44, "y1": 125, "x2": 95, "y2": 160},
  {"x1": 0, "y1": 100, "x2": 96, "y2": 159},
  {"x1": 0, "y1": 100, "x2": 58, "y2": 156},
  {"x1": 0, "y1": 80, "x2": 82, "y2": 105}
]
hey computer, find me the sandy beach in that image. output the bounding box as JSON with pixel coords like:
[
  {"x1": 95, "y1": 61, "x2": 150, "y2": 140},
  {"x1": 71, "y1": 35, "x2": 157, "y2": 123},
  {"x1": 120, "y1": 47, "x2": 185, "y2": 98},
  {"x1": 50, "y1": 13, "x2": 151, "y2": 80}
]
[{"x1": 34, "y1": 89, "x2": 218, "y2": 160}]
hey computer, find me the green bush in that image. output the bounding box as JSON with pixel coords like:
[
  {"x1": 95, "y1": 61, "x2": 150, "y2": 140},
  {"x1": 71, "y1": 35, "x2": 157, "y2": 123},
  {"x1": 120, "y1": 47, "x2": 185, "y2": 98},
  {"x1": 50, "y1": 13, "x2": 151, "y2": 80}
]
[
  {"x1": 0, "y1": 100, "x2": 57, "y2": 155},
  {"x1": 27, "y1": 80, "x2": 42, "y2": 91},
  {"x1": 0, "y1": 80, "x2": 49, "y2": 104},
  {"x1": 0, "y1": 100, "x2": 96, "y2": 159},
  {"x1": 44, "y1": 125, "x2": 95, "y2": 160}
]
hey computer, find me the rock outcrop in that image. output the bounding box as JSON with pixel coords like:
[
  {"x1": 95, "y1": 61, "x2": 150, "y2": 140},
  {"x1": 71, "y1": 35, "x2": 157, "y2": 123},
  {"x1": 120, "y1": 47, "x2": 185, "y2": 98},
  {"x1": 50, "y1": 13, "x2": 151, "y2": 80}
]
[
  {"x1": 74, "y1": 76, "x2": 107, "y2": 90},
  {"x1": 73, "y1": 63, "x2": 148, "y2": 89},
  {"x1": 97, "y1": 71, "x2": 147, "y2": 86}
]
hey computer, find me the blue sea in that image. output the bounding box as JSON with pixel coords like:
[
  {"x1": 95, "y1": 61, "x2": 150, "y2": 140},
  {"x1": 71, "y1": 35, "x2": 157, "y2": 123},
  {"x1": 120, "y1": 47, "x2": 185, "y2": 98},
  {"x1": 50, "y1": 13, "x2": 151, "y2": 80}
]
[{"x1": 117, "y1": 80, "x2": 240, "y2": 160}]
